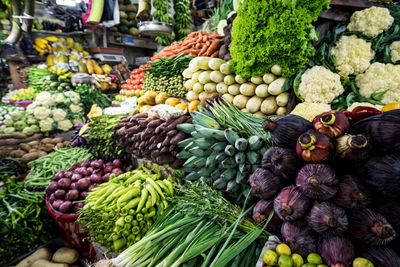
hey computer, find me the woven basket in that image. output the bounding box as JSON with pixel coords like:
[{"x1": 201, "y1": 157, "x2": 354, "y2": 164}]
[{"x1": 45, "y1": 196, "x2": 91, "y2": 255}]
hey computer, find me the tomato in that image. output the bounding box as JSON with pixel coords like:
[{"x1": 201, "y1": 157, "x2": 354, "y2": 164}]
[
  {"x1": 382, "y1": 102, "x2": 400, "y2": 112},
  {"x1": 122, "y1": 84, "x2": 128, "y2": 89},
  {"x1": 128, "y1": 84, "x2": 135, "y2": 90},
  {"x1": 132, "y1": 69, "x2": 140, "y2": 75},
  {"x1": 131, "y1": 80, "x2": 139, "y2": 86}
]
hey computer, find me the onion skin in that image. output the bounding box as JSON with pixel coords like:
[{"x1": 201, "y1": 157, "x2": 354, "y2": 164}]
[
  {"x1": 296, "y1": 164, "x2": 338, "y2": 200},
  {"x1": 333, "y1": 174, "x2": 371, "y2": 209},
  {"x1": 250, "y1": 168, "x2": 287, "y2": 199},
  {"x1": 349, "y1": 208, "x2": 396, "y2": 246},
  {"x1": 335, "y1": 134, "x2": 372, "y2": 163},
  {"x1": 281, "y1": 221, "x2": 317, "y2": 258},
  {"x1": 274, "y1": 186, "x2": 310, "y2": 221},
  {"x1": 261, "y1": 147, "x2": 303, "y2": 180},
  {"x1": 262, "y1": 114, "x2": 313, "y2": 149},
  {"x1": 361, "y1": 245, "x2": 400, "y2": 267},
  {"x1": 321, "y1": 235, "x2": 354, "y2": 267},
  {"x1": 307, "y1": 202, "x2": 348, "y2": 235},
  {"x1": 296, "y1": 130, "x2": 334, "y2": 163},
  {"x1": 313, "y1": 110, "x2": 350, "y2": 138}
]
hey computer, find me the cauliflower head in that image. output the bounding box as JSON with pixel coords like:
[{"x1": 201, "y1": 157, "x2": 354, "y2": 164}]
[
  {"x1": 73, "y1": 116, "x2": 85, "y2": 125},
  {"x1": 332, "y1": 35, "x2": 375, "y2": 77},
  {"x1": 70, "y1": 104, "x2": 83, "y2": 113},
  {"x1": 35, "y1": 92, "x2": 55, "y2": 107},
  {"x1": 390, "y1": 41, "x2": 400, "y2": 63},
  {"x1": 55, "y1": 93, "x2": 67, "y2": 103},
  {"x1": 290, "y1": 102, "x2": 331, "y2": 122},
  {"x1": 299, "y1": 66, "x2": 344, "y2": 104},
  {"x1": 39, "y1": 117, "x2": 54, "y2": 132},
  {"x1": 57, "y1": 119, "x2": 73, "y2": 131},
  {"x1": 347, "y1": 102, "x2": 383, "y2": 112},
  {"x1": 52, "y1": 108, "x2": 67, "y2": 122},
  {"x1": 355, "y1": 62, "x2": 400, "y2": 104},
  {"x1": 26, "y1": 103, "x2": 37, "y2": 114},
  {"x1": 347, "y1": 7, "x2": 394, "y2": 38},
  {"x1": 65, "y1": 91, "x2": 80, "y2": 104},
  {"x1": 33, "y1": 106, "x2": 51, "y2": 120}
]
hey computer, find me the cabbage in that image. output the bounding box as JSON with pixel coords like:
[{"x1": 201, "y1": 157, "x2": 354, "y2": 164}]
[{"x1": 4, "y1": 127, "x2": 15, "y2": 134}]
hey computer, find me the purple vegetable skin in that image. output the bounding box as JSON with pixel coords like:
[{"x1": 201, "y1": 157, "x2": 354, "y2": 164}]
[
  {"x1": 58, "y1": 178, "x2": 71, "y2": 190},
  {"x1": 54, "y1": 189, "x2": 66, "y2": 199},
  {"x1": 59, "y1": 201, "x2": 73, "y2": 213},
  {"x1": 46, "y1": 182, "x2": 58, "y2": 195},
  {"x1": 52, "y1": 199, "x2": 63, "y2": 210},
  {"x1": 66, "y1": 189, "x2": 79, "y2": 201},
  {"x1": 77, "y1": 178, "x2": 90, "y2": 190}
]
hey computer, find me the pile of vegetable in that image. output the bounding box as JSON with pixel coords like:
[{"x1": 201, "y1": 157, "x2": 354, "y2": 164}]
[
  {"x1": 28, "y1": 67, "x2": 51, "y2": 90},
  {"x1": 112, "y1": 181, "x2": 266, "y2": 267},
  {"x1": 36, "y1": 74, "x2": 73, "y2": 91},
  {"x1": 6, "y1": 136, "x2": 69, "y2": 163},
  {"x1": 250, "y1": 109, "x2": 400, "y2": 266},
  {"x1": 117, "y1": 3, "x2": 138, "y2": 35},
  {"x1": 0, "y1": 158, "x2": 24, "y2": 182},
  {"x1": 84, "y1": 115, "x2": 129, "y2": 162},
  {"x1": 113, "y1": 113, "x2": 191, "y2": 169},
  {"x1": 46, "y1": 158, "x2": 131, "y2": 214},
  {"x1": 15, "y1": 247, "x2": 79, "y2": 267},
  {"x1": 218, "y1": 12, "x2": 236, "y2": 61},
  {"x1": 151, "y1": 31, "x2": 223, "y2": 61},
  {"x1": 0, "y1": 181, "x2": 56, "y2": 265},
  {"x1": 230, "y1": 0, "x2": 329, "y2": 78},
  {"x1": 118, "y1": 66, "x2": 147, "y2": 103},
  {"x1": 24, "y1": 146, "x2": 92, "y2": 188},
  {"x1": 10, "y1": 87, "x2": 37, "y2": 102},
  {"x1": 0, "y1": 106, "x2": 40, "y2": 136},
  {"x1": 177, "y1": 109, "x2": 267, "y2": 204},
  {"x1": 292, "y1": 6, "x2": 400, "y2": 110},
  {"x1": 78, "y1": 166, "x2": 174, "y2": 252},
  {"x1": 25, "y1": 91, "x2": 85, "y2": 132},
  {"x1": 0, "y1": 105, "x2": 24, "y2": 125},
  {"x1": 142, "y1": 54, "x2": 193, "y2": 98},
  {"x1": 184, "y1": 57, "x2": 290, "y2": 116},
  {"x1": 74, "y1": 83, "x2": 111, "y2": 114}
]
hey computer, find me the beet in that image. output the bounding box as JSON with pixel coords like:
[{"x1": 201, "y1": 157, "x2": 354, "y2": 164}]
[
  {"x1": 321, "y1": 235, "x2": 354, "y2": 267},
  {"x1": 57, "y1": 178, "x2": 71, "y2": 190},
  {"x1": 82, "y1": 158, "x2": 91, "y2": 167},
  {"x1": 252, "y1": 199, "x2": 282, "y2": 231},
  {"x1": 281, "y1": 221, "x2": 318, "y2": 258},
  {"x1": 249, "y1": 168, "x2": 287, "y2": 199},
  {"x1": 70, "y1": 183, "x2": 78, "y2": 190},
  {"x1": 333, "y1": 174, "x2": 371, "y2": 209},
  {"x1": 91, "y1": 160, "x2": 103, "y2": 169},
  {"x1": 77, "y1": 178, "x2": 90, "y2": 191},
  {"x1": 104, "y1": 165, "x2": 113, "y2": 174},
  {"x1": 53, "y1": 171, "x2": 65, "y2": 181},
  {"x1": 112, "y1": 168, "x2": 123, "y2": 176},
  {"x1": 69, "y1": 162, "x2": 80, "y2": 171},
  {"x1": 64, "y1": 171, "x2": 73, "y2": 178},
  {"x1": 52, "y1": 199, "x2": 63, "y2": 210},
  {"x1": 65, "y1": 189, "x2": 79, "y2": 201},
  {"x1": 296, "y1": 164, "x2": 338, "y2": 200},
  {"x1": 54, "y1": 189, "x2": 66, "y2": 199},
  {"x1": 349, "y1": 208, "x2": 396, "y2": 246},
  {"x1": 274, "y1": 186, "x2": 310, "y2": 221},
  {"x1": 77, "y1": 167, "x2": 89, "y2": 177},
  {"x1": 261, "y1": 147, "x2": 303, "y2": 180},
  {"x1": 46, "y1": 182, "x2": 58, "y2": 195},
  {"x1": 307, "y1": 202, "x2": 348, "y2": 235},
  {"x1": 87, "y1": 167, "x2": 94, "y2": 174},
  {"x1": 59, "y1": 201, "x2": 73, "y2": 213}
]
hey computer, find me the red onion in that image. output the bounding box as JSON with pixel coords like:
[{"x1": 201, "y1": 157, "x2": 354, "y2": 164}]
[
  {"x1": 57, "y1": 178, "x2": 71, "y2": 190},
  {"x1": 104, "y1": 166, "x2": 113, "y2": 173},
  {"x1": 112, "y1": 168, "x2": 123, "y2": 176},
  {"x1": 52, "y1": 199, "x2": 64, "y2": 210},
  {"x1": 54, "y1": 189, "x2": 66, "y2": 199},
  {"x1": 80, "y1": 191, "x2": 88, "y2": 199},
  {"x1": 87, "y1": 167, "x2": 94, "y2": 174},
  {"x1": 91, "y1": 160, "x2": 103, "y2": 169},
  {"x1": 71, "y1": 173, "x2": 82, "y2": 182},
  {"x1": 82, "y1": 158, "x2": 91, "y2": 167},
  {"x1": 74, "y1": 202, "x2": 84, "y2": 213},
  {"x1": 103, "y1": 173, "x2": 111, "y2": 182},
  {"x1": 274, "y1": 186, "x2": 310, "y2": 221},
  {"x1": 46, "y1": 182, "x2": 58, "y2": 195},
  {"x1": 53, "y1": 171, "x2": 65, "y2": 181},
  {"x1": 89, "y1": 173, "x2": 102, "y2": 183},
  {"x1": 49, "y1": 193, "x2": 56, "y2": 204},
  {"x1": 59, "y1": 201, "x2": 73, "y2": 213},
  {"x1": 65, "y1": 189, "x2": 79, "y2": 201},
  {"x1": 69, "y1": 162, "x2": 80, "y2": 171},
  {"x1": 77, "y1": 178, "x2": 90, "y2": 191},
  {"x1": 113, "y1": 159, "x2": 123, "y2": 169},
  {"x1": 64, "y1": 171, "x2": 73, "y2": 178},
  {"x1": 70, "y1": 183, "x2": 78, "y2": 190}
]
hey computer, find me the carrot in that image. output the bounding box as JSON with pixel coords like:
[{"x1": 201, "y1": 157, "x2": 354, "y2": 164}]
[
  {"x1": 205, "y1": 39, "x2": 221, "y2": 56},
  {"x1": 198, "y1": 44, "x2": 209, "y2": 56},
  {"x1": 211, "y1": 50, "x2": 219, "y2": 58},
  {"x1": 202, "y1": 35, "x2": 208, "y2": 43},
  {"x1": 196, "y1": 43, "x2": 202, "y2": 49}
]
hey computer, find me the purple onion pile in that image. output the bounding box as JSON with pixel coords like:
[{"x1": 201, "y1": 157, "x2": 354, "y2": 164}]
[
  {"x1": 46, "y1": 158, "x2": 132, "y2": 213},
  {"x1": 256, "y1": 110, "x2": 400, "y2": 266}
]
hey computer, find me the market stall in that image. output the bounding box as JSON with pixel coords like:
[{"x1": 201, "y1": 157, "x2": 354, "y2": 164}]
[{"x1": 1, "y1": 0, "x2": 400, "y2": 266}]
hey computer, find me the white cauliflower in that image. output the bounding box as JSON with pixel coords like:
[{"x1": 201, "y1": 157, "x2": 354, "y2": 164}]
[
  {"x1": 332, "y1": 35, "x2": 375, "y2": 77},
  {"x1": 298, "y1": 66, "x2": 344, "y2": 104},
  {"x1": 65, "y1": 91, "x2": 80, "y2": 104},
  {"x1": 355, "y1": 62, "x2": 400, "y2": 104},
  {"x1": 26, "y1": 103, "x2": 37, "y2": 114},
  {"x1": 39, "y1": 117, "x2": 54, "y2": 132},
  {"x1": 55, "y1": 93, "x2": 67, "y2": 103},
  {"x1": 390, "y1": 41, "x2": 400, "y2": 63},
  {"x1": 52, "y1": 108, "x2": 67, "y2": 122},
  {"x1": 347, "y1": 7, "x2": 394, "y2": 38},
  {"x1": 73, "y1": 116, "x2": 85, "y2": 125},
  {"x1": 33, "y1": 106, "x2": 51, "y2": 120},
  {"x1": 57, "y1": 120, "x2": 73, "y2": 131},
  {"x1": 35, "y1": 92, "x2": 55, "y2": 107},
  {"x1": 70, "y1": 104, "x2": 83, "y2": 113},
  {"x1": 347, "y1": 102, "x2": 383, "y2": 112},
  {"x1": 290, "y1": 103, "x2": 331, "y2": 122}
]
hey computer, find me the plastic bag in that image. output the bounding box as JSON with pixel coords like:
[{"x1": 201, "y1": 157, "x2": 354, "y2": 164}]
[
  {"x1": 71, "y1": 73, "x2": 92, "y2": 84},
  {"x1": 148, "y1": 104, "x2": 184, "y2": 121}
]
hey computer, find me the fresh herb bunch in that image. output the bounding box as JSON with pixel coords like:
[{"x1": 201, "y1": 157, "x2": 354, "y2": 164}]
[
  {"x1": 145, "y1": 54, "x2": 194, "y2": 79},
  {"x1": 230, "y1": 0, "x2": 329, "y2": 78},
  {"x1": 74, "y1": 83, "x2": 112, "y2": 114},
  {"x1": 0, "y1": 181, "x2": 56, "y2": 265},
  {"x1": 84, "y1": 115, "x2": 129, "y2": 162}
]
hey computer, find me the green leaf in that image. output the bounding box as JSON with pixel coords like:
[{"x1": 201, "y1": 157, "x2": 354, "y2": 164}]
[{"x1": 371, "y1": 89, "x2": 389, "y2": 101}]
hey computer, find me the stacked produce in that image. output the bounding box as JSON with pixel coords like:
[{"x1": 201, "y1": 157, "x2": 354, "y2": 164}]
[
  {"x1": 118, "y1": 66, "x2": 147, "y2": 102},
  {"x1": 151, "y1": 31, "x2": 223, "y2": 61},
  {"x1": 177, "y1": 110, "x2": 267, "y2": 203},
  {"x1": 47, "y1": 66, "x2": 75, "y2": 82},
  {"x1": 84, "y1": 115, "x2": 129, "y2": 162},
  {"x1": 15, "y1": 247, "x2": 80, "y2": 267},
  {"x1": 292, "y1": 6, "x2": 400, "y2": 110},
  {"x1": 0, "y1": 106, "x2": 40, "y2": 136},
  {"x1": 142, "y1": 54, "x2": 193, "y2": 98},
  {"x1": 25, "y1": 91, "x2": 85, "y2": 132},
  {"x1": 74, "y1": 83, "x2": 111, "y2": 114},
  {"x1": 117, "y1": 3, "x2": 138, "y2": 35},
  {"x1": 184, "y1": 57, "x2": 289, "y2": 116},
  {"x1": 46, "y1": 158, "x2": 131, "y2": 214},
  {"x1": 173, "y1": 0, "x2": 191, "y2": 40},
  {"x1": 0, "y1": 105, "x2": 23, "y2": 124},
  {"x1": 250, "y1": 109, "x2": 400, "y2": 266},
  {"x1": 78, "y1": 166, "x2": 174, "y2": 252},
  {"x1": 70, "y1": 124, "x2": 89, "y2": 148},
  {"x1": 28, "y1": 67, "x2": 51, "y2": 90},
  {"x1": 77, "y1": 59, "x2": 112, "y2": 76},
  {"x1": 218, "y1": 12, "x2": 236, "y2": 61},
  {"x1": 24, "y1": 146, "x2": 92, "y2": 188},
  {"x1": 10, "y1": 87, "x2": 36, "y2": 102},
  {"x1": 113, "y1": 113, "x2": 191, "y2": 169},
  {"x1": 36, "y1": 74, "x2": 73, "y2": 91},
  {"x1": 0, "y1": 181, "x2": 56, "y2": 265}
]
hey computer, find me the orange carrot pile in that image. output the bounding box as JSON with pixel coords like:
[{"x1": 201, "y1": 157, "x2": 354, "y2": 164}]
[{"x1": 151, "y1": 31, "x2": 223, "y2": 61}]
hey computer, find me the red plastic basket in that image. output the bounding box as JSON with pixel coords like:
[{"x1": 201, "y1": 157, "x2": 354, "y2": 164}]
[{"x1": 45, "y1": 196, "x2": 90, "y2": 255}]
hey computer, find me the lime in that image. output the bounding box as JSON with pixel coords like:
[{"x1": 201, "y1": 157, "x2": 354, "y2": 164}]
[
  {"x1": 307, "y1": 253, "x2": 323, "y2": 265},
  {"x1": 292, "y1": 253, "x2": 304, "y2": 267},
  {"x1": 301, "y1": 264, "x2": 316, "y2": 267},
  {"x1": 276, "y1": 243, "x2": 292, "y2": 256},
  {"x1": 279, "y1": 255, "x2": 294, "y2": 267},
  {"x1": 317, "y1": 265, "x2": 328, "y2": 267},
  {"x1": 263, "y1": 249, "x2": 278, "y2": 266},
  {"x1": 353, "y1": 257, "x2": 374, "y2": 267}
]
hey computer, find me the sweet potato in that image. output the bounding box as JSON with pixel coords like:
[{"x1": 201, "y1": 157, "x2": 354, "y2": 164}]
[
  {"x1": 56, "y1": 143, "x2": 64, "y2": 149},
  {"x1": 27, "y1": 140, "x2": 40, "y2": 146},
  {"x1": 162, "y1": 136, "x2": 170, "y2": 147},
  {"x1": 63, "y1": 141, "x2": 70, "y2": 146},
  {"x1": 29, "y1": 148, "x2": 38, "y2": 153},
  {"x1": 16, "y1": 248, "x2": 52, "y2": 267},
  {"x1": 51, "y1": 137, "x2": 64, "y2": 144},
  {"x1": 167, "y1": 130, "x2": 178, "y2": 137},
  {"x1": 170, "y1": 132, "x2": 185, "y2": 145},
  {"x1": 0, "y1": 132, "x2": 28, "y2": 139},
  {"x1": 21, "y1": 152, "x2": 40, "y2": 163},
  {"x1": 147, "y1": 119, "x2": 163, "y2": 128},
  {"x1": 160, "y1": 146, "x2": 169, "y2": 154},
  {"x1": 10, "y1": 150, "x2": 25, "y2": 158},
  {"x1": 41, "y1": 138, "x2": 53, "y2": 144},
  {"x1": 20, "y1": 143, "x2": 32, "y2": 152}
]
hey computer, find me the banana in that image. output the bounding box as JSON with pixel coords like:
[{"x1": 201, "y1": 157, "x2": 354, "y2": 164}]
[
  {"x1": 34, "y1": 38, "x2": 48, "y2": 49},
  {"x1": 44, "y1": 36, "x2": 58, "y2": 42}
]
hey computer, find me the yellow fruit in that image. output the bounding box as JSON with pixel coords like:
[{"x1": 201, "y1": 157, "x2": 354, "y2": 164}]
[
  {"x1": 352, "y1": 257, "x2": 374, "y2": 267},
  {"x1": 307, "y1": 253, "x2": 322, "y2": 265},
  {"x1": 46, "y1": 54, "x2": 55, "y2": 66},
  {"x1": 94, "y1": 62, "x2": 104, "y2": 75},
  {"x1": 140, "y1": 105, "x2": 152, "y2": 114},
  {"x1": 66, "y1": 37, "x2": 74, "y2": 48},
  {"x1": 44, "y1": 36, "x2": 58, "y2": 42},
  {"x1": 87, "y1": 105, "x2": 103, "y2": 120},
  {"x1": 263, "y1": 249, "x2": 278, "y2": 266},
  {"x1": 86, "y1": 60, "x2": 94, "y2": 74},
  {"x1": 83, "y1": 51, "x2": 90, "y2": 57},
  {"x1": 278, "y1": 255, "x2": 294, "y2": 267},
  {"x1": 189, "y1": 100, "x2": 200, "y2": 112},
  {"x1": 175, "y1": 103, "x2": 188, "y2": 111},
  {"x1": 102, "y1": 64, "x2": 112, "y2": 75},
  {"x1": 144, "y1": 90, "x2": 158, "y2": 98},
  {"x1": 137, "y1": 96, "x2": 146, "y2": 106},
  {"x1": 34, "y1": 38, "x2": 48, "y2": 49},
  {"x1": 135, "y1": 90, "x2": 141, "y2": 97},
  {"x1": 165, "y1": 97, "x2": 181, "y2": 107},
  {"x1": 291, "y1": 253, "x2": 304, "y2": 267},
  {"x1": 276, "y1": 243, "x2": 291, "y2": 256},
  {"x1": 382, "y1": 102, "x2": 400, "y2": 112},
  {"x1": 155, "y1": 92, "x2": 169, "y2": 104}
]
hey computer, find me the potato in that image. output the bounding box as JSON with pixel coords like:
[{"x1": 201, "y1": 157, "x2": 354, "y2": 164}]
[
  {"x1": 38, "y1": 151, "x2": 48, "y2": 157},
  {"x1": 10, "y1": 150, "x2": 25, "y2": 158},
  {"x1": 27, "y1": 140, "x2": 40, "y2": 147},
  {"x1": 56, "y1": 143, "x2": 65, "y2": 149},
  {"x1": 262, "y1": 73, "x2": 277, "y2": 84},
  {"x1": 29, "y1": 148, "x2": 38, "y2": 153},
  {"x1": 222, "y1": 94, "x2": 234, "y2": 103},
  {"x1": 20, "y1": 143, "x2": 31, "y2": 152},
  {"x1": 260, "y1": 96, "x2": 278, "y2": 115},
  {"x1": 52, "y1": 247, "x2": 79, "y2": 264},
  {"x1": 276, "y1": 106, "x2": 287, "y2": 116},
  {"x1": 16, "y1": 248, "x2": 52, "y2": 267},
  {"x1": 21, "y1": 152, "x2": 40, "y2": 163},
  {"x1": 41, "y1": 138, "x2": 53, "y2": 144},
  {"x1": 271, "y1": 64, "x2": 282, "y2": 76},
  {"x1": 42, "y1": 143, "x2": 55, "y2": 152},
  {"x1": 31, "y1": 259, "x2": 68, "y2": 267},
  {"x1": 268, "y1": 77, "x2": 287, "y2": 95},
  {"x1": 51, "y1": 137, "x2": 64, "y2": 144}
]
